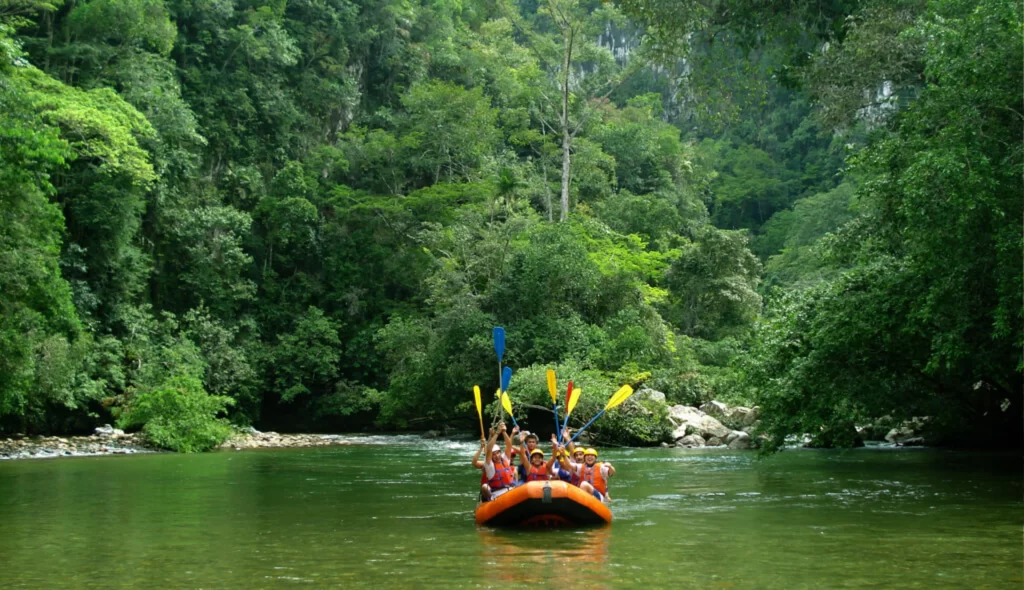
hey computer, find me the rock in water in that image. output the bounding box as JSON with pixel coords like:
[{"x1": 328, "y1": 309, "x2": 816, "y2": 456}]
[
  {"x1": 885, "y1": 427, "x2": 917, "y2": 444},
  {"x1": 668, "y1": 405, "x2": 704, "y2": 441},
  {"x1": 677, "y1": 435, "x2": 706, "y2": 448},
  {"x1": 698, "y1": 415, "x2": 730, "y2": 440},
  {"x1": 94, "y1": 425, "x2": 123, "y2": 437},
  {"x1": 727, "y1": 432, "x2": 752, "y2": 450}
]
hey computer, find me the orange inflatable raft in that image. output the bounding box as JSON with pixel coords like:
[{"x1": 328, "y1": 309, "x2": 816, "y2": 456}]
[{"x1": 474, "y1": 481, "x2": 612, "y2": 528}]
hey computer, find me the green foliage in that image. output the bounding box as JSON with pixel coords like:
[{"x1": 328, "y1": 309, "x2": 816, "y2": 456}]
[
  {"x1": 758, "y1": 182, "x2": 858, "y2": 287},
  {"x1": 746, "y1": 0, "x2": 1023, "y2": 451},
  {"x1": 117, "y1": 375, "x2": 234, "y2": 453},
  {"x1": 270, "y1": 307, "x2": 341, "y2": 404},
  {"x1": 0, "y1": 0, "x2": 1014, "y2": 453},
  {"x1": 663, "y1": 226, "x2": 762, "y2": 338}
]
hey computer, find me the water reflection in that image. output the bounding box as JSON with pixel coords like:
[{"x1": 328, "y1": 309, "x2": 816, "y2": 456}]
[{"x1": 477, "y1": 525, "x2": 613, "y2": 588}]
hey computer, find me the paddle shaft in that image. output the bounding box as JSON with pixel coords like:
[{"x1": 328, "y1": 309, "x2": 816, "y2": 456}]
[
  {"x1": 553, "y1": 403, "x2": 562, "y2": 443},
  {"x1": 569, "y1": 409, "x2": 606, "y2": 444}
]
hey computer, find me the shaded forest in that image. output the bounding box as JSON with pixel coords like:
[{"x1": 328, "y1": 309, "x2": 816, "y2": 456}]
[{"x1": 1, "y1": 0, "x2": 1019, "y2": 451}]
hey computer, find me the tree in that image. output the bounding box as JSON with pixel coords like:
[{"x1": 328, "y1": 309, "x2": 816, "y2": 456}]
[{"x1": 503, "y1": 0, "x2": 644, "y2": 221}]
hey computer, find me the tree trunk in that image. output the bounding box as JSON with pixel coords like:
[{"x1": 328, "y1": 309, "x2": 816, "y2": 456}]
[
  {"x1": 559, "y1": 27, "x2": 574, "y2": 222},
  {"x1": 560, "y1": 131, "x2": 571, "y2": 221}
]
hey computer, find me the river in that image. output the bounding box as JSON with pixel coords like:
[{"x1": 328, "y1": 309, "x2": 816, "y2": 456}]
[{"x1": 0, "y1": 436, "x2": 1019, "y2": 588}]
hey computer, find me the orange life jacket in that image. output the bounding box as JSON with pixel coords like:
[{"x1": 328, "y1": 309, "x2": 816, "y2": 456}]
[
  {"x1": 580, "y1": 462, "x2": 608, "y2": 496},
  {"x1": 526, "y1": 463, "x2": 549, "y2": 482},
  {"x1": 485, "y1": 455, "x2": 516, "y2": 490}
]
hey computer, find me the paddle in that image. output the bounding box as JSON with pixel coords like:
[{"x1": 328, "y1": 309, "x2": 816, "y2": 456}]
[
  {"x1": 499, "y1": 390, "x2": 519, "y2": 429},
  {"x1": 560, "y1": 384, "x2": 580, "y2": 438},
  {"x1": 473, "y1": 385, "x2": 485, "y2": 439},
  {"x1": 501, "y1": 366, "x2": 513, "y2": 394},
  {"x1": 569, "y1": 385, "x2": 635, "y2": 444},
  {"x1": 546, "y1": 369, "x2": 561, "y2": 442},
  {"x1": 493, "y1": 327, "x2": 506, "y2": 420}
]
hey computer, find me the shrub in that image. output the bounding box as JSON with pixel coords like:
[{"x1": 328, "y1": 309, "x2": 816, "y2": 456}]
[{"x1": 118, "y1": 376, "x2": 234, "y2": 452}]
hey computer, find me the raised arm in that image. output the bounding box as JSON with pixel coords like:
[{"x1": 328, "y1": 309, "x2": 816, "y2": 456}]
[
  {"x1": 472, "y1": 438, "x2": 486, "y2": 469},
  {"x1": 518, "y1": 431, "x2": 529, "y2": 466},
  {"x1": 561, "y1": 428, "x2": 576, "y2": 454},
  {"x1": 550, "y1": 434, "x2": 570, "y2": 471},
  {"x1": 502, "y1": 423, "x2": 515, "y2": 458},
  {"x1": 484, "y1": 428, "x2": 499, "y2": 468}
]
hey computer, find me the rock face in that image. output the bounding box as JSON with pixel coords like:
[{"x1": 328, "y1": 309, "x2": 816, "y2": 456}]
[
  {"x1": 699, "y1": 415, "x2": 730, "y2": 439},
  {"x1": 677, "y1": 434, "x2": 705, "y2": 448},
  {"x1": 638, "y1": 388, "x2": 667, "y2": 404},
  {"x1": 699, "y1": 401, "x2": 730, "y2": 421},
  {"x1": 666, "y1": 403, "x2": 752, "y2": 448}
]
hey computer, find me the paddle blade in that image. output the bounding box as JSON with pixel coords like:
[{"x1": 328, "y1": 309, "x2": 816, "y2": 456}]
[
  {"x1": 567, "y1": 387, "x2": 581, "y2": 415},
  {"x1": 565, "y1": 381, "x2": 574, "y2": 408},
  {"x1": 500, "y1": 391, "x2": 514, "y2": 416},
  {"x1": 473, "y1": 385, "x2": 483, "y2": 418},
  {"x1": 546, "y1": 369, "x2": 557, "y2": 403},
  {"x1": 604, "y1": 385, "x2": 635, "y2": 411},
  {"x1": 501, "y1": 366, "x2": 513, "y2": 393},
  {"x1": 492, "y1": 327, "x2": 506, "y2": 362}
]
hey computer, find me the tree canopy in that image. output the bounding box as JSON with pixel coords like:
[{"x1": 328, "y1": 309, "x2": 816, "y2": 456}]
[{"x1": 0, "y1": 0, "x2": 1018, "y2": 450}]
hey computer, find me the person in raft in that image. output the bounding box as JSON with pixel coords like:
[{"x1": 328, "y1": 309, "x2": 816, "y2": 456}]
[
  {"x1": 519, "y1": 433, "x2": 557, "y2": 482},
  {"x1": 554, "y1": 431, "x2": 614, "y2": 502},
  {"x1": 474, "y1": 425, "x2": 516, "y2": 501},
  {"x1": 554, "y1": 434, "x2": 587, "y2": 488},
  {"x1": 515, "y1": 431, "x2": 541, "y2": 482},
  {"x1": 549, "y1": 434, "x2": 575, "y2": 482}
]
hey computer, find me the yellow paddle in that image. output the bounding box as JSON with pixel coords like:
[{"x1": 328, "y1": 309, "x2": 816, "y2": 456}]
[
  {"x1": 560, "y1": 387, "x2": 581, "y2": 437},
  {"x1": 567, "y1": 387, "x2": 582, "y2": 415},
  {"x1": 546, "y1": 370, "x2": 557, "y2": 404},
  {"x1": 568, "y1": 385, "x2": 635, "y2": 443},
  {"x1": 473, "y1": 385, "x2": 484, "y2": 439},
  {"x1": 499, "y1": 389, "x2": 520, "y2": 429}
]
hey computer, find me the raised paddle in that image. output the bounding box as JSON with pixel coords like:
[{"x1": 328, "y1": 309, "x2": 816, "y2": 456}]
[
  {"x1": 499, "y1": 390, "x2": 519, "y2": 429},
  {"x1": 501, "y1": 366, "x2": 513, "y2": 394},
  {"x1": 546, "y1": 369, "x2": 561, "y2": 442},
  {"x1": 493, "y1": 327, "x2": 506, "y2": 420},
  {"x1": 560, "y1": 385, "x2": 581, "y2": 436},
  {"x1": 473, "y1": 385, "x2": 485, "y2": 439},
  {"x1": 569, "y1": 385, "x2": 635, "y2": 444}
]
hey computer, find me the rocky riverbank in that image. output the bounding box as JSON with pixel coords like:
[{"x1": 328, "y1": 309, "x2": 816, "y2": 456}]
[
  {"x1": 639, "y1": 389, "x2": 931, "y2": 450},
  {"x1": 219, "y1": 429, "x2": 355, "y2": 450},
  {"x1": 0, "y1": 426, "x2": 356, "y2": 460},
  {"x1": 0, "y1": 425, "x2": 156, "y2": 460}
]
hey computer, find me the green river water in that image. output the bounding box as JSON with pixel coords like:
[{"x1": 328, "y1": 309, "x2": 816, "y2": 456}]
[{"x1": 0, "y1": 436, "x2": 1020, "y2": 589}]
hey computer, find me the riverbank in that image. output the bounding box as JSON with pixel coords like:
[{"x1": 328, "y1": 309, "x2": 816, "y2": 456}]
[
  {"x1": 0, "y1": 426, "x2": 357, "y2": 460},
  {"x1": 0, "y1": 426, "x2": 155, "y2": 460}
]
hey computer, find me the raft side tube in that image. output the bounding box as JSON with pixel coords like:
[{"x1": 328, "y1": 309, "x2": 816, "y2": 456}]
[{"x1": 474, "y1": 481, "x2": 612, "y2": 527}]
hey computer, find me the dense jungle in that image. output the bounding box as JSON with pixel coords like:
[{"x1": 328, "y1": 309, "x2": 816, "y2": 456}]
[{"x1": 1, "y1": 0, "x2": 1020, "y2": 453}]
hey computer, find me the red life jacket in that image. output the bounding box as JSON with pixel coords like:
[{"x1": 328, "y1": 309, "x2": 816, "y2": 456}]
[
  {"x1": 526, "y1": 463, "x2": 549, "y2": 482},
  {"x1": 485, "y1": 456, "x2": 516, "y2": 490},
  {"x1": 580, "y1": 462, "x2": 608, "y2": 495}
]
